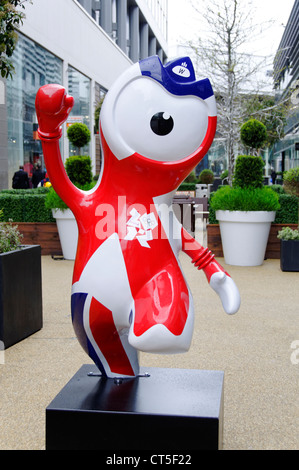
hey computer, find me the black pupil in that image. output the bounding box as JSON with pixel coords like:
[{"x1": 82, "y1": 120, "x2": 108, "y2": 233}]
[{"x1": 150, "y1": 112, "x2": 174, "y2": 136}]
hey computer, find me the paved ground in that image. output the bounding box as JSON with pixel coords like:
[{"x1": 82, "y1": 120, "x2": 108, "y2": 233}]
[{"x1": 0, "y1": 252, "x2": 298, "y2": 450}]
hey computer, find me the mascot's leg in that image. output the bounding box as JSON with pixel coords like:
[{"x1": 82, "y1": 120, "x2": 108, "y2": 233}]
[
  {"x1": 128, "y1": 264, "x2": 194, "y2": 353},
  {"x1": 71, "y1": 234, "x2": 139, "y2": 378}
]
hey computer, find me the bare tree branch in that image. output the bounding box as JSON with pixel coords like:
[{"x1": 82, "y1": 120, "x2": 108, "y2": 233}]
[{"x1": 188, "y1": 0, "x2": 276, "y2": 182}]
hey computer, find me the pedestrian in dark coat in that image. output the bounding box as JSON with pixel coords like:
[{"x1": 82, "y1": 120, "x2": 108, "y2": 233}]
[{"x1": 12, "y1": 166, "x2": 30, "y2": 189}]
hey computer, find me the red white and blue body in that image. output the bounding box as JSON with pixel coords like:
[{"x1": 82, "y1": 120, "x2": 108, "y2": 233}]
[{"x1": 35, "y1": 56, "x2": 240, "y2": 379}]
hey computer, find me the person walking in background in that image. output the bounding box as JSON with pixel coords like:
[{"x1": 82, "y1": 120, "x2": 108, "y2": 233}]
[
  {"x1": 12, "y1": 165, "x2": 30, "y2": 189},
  {"x1": 32, "y1": 161, "x2": 46, "y2": 188},
  {"x1": 271, "y1": 169, "x2": 277, "y2": 185}
]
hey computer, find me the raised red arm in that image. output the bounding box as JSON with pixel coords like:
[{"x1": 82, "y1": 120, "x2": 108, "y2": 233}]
[{"x1": 35, "y1": 84, "x2": 83, "y2": 213}]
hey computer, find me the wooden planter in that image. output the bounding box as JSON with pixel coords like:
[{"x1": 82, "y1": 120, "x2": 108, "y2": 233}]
[
  {"x1": 0, "y1": 245, "x2": 43, "y2": 348},
  {"x1": 207, "y1": 224, "x2": 298, "y2": 259},
  {"x1": 11, "y1": 222, "x2": 62, "y2": 256}
]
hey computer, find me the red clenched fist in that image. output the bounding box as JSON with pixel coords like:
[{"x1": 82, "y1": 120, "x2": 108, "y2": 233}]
[{"x1": 35, "y1": 84, "x2": 74, "y2": 139}]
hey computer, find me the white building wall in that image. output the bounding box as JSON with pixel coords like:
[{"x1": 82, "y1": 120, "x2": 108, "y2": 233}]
[
  {"x1": 135, "y1": 0, "x2": 168, "y2": 52},
  {"x1": 0, "y1": 0, "x2": 170, "y2": 188},
  {"x1": 20, "y1": 0, "x2": 132, "y2": 90},
  {"x1": 17, "y1": 0, "x2": 132, "y2": 172}
]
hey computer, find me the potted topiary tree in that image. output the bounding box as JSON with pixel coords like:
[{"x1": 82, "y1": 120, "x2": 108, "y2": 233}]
[
  {"x1": 210, "y1": 155, "x2": 280, "y2": 266},
  {"x1": 45, "y1": 155, "x2": 94, "y2": 260},
  {"x1": 277, "y1": 167, "x2": 299, "y2": 271},
  {"x1": 67, "y1": 122, "x2": 91, "y2": 155},
  {"x1": 0, "y1": 216, "x2": 42, "y2": 348},
  {"x1": 198, "y1": 169, "x2": 214, "y2": 184},
  {"x1": 240, "y1": 119, "x2": 268, "y2": 156},
  {"x1": 196, "y1": 169, "x2": 215, "y2": 198}
]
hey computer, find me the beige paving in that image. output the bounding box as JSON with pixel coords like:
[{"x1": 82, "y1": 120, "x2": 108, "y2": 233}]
[{"x1": 0, "y1": 253, "x2": 298, "y2": 450}]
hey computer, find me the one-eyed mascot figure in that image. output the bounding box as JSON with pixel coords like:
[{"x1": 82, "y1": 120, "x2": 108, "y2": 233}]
[{"x1": 35, "y1": 56, "x2": 240, "y2": 379}]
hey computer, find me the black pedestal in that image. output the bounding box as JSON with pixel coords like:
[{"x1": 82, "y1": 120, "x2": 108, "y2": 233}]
[{"x1": 46, "y1": 365, "x2": 224, "y2": 451}]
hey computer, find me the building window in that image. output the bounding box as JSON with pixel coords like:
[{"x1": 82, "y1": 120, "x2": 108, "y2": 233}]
[
  {"x1": 6, "y1": 33, "x2": 63, "y2": 185},
  {"x1": 144, "y1": 0, "x2": 168, "y2": 41},
  {"x1": 67, "y1": 66, "x2": 91, "y2": 157},
  {"x1": 94, "y1": 82, "x2": 107, "y2": 175}
]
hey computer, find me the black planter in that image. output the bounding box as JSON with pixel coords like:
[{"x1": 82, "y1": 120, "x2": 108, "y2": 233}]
[
  {"x1": 280, "y1": 239, "x2": 299, "y2": 272},
  {"x1": 0, "y1": 245, "x2": 43, "y2": 348}
]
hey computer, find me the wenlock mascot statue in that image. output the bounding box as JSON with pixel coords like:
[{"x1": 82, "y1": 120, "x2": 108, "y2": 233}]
[{"x1": 35, "y1": 56, "x2": 240, "y2": 379}]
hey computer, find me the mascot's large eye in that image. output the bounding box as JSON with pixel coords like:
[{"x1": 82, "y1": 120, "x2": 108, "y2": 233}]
[
  {"x1": 111, "y1": 76, "x2": 209, "y2": 161},
  {"x1": 150, "y1": 112, "x2": 174, "y2": 136}
]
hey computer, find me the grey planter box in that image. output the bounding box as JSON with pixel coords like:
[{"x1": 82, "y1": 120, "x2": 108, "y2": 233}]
[
  {"x1": 0, "y1": 245, "x2": 43, "y2": 348},
  {"x1": 280, "y1": 239, "x2": 299, "y2": 272}
]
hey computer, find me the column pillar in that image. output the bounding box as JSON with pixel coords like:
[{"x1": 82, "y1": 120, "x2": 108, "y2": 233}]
[
  {"x1": 100, "y1": 0, "x2": 112, "y2": 37},
  {"x1": 129, "y1": 6, "x2": 139, "y2": 62},
  {"x1": 157, "y1": 48, "x2": 164, "y2": 62},
  {"x1": 149, "y1": 36, "x2": 157, "y2": 56},
  {"x1": 140, "y1": 23, "x2": 149, "y2": 59},
  {"x1": 116, "y1": 0, "x2": 127, "y2": 54}
]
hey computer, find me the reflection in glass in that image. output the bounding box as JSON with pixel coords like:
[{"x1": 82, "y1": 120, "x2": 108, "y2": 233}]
[
  {"x1": 6, "y1": 33, "x2": 63, "y2": 185},
  {"x1": 67, "y1": 66, "x2": 91, "y2": 157}
]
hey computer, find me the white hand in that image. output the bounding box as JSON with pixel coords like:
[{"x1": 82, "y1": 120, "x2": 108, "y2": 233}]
[{"x1": 210, "y1": 272, "x2": 240, "y2": 315}]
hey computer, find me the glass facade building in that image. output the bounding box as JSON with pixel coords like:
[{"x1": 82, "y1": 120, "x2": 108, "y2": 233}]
[
  {"x1": 76, "y1": 0, "x2": 168, "y2": 63},
  {"x1": 5, "y1": 34, "x2": 63, "y2": 181},
  {"x1": 67, "y1": 66, "x2": 91, "y2": 157},
  {"x1": 144, "y1": 0, "x2": 168, "y2": 41},
  {"x1": 272, "y1": 0, "x2": 299, "y2": 173},
  {"x1": 0, "y1": 0, "x2": 168, "y2": 189}
]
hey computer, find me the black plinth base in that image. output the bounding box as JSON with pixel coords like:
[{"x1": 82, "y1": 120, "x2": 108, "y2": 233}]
[{"x1": 46, "y1": 365, "x2": 224, "y2": 451}]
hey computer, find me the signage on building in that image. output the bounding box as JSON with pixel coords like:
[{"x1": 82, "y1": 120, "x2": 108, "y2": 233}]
[{"x1": 66, "y1": 116, "x2": 84, "y2": 128}]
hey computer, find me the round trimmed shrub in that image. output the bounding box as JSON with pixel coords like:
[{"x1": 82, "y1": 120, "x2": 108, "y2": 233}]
[
  {"x1": 65, "y1": 155, "x2": 93, "y2": 186},
  {"x1": 184, "y1": 171, "x2": 197, "y2": 183},
  {"x1": 67, "y1": 123, "x2": 91, "y2": 150},
  {"x1": 198, "y1": 169, "x2": 214, "y2": 184},
  {"x1": 283, "y1": 167, "x2": 299, "y2": 197},
  {"x1": 233, "y1": 155, "x2": 264, "y2": 189},
  {"x1": 240, "y1": 119, "x2": 268, "y2": 150}
]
